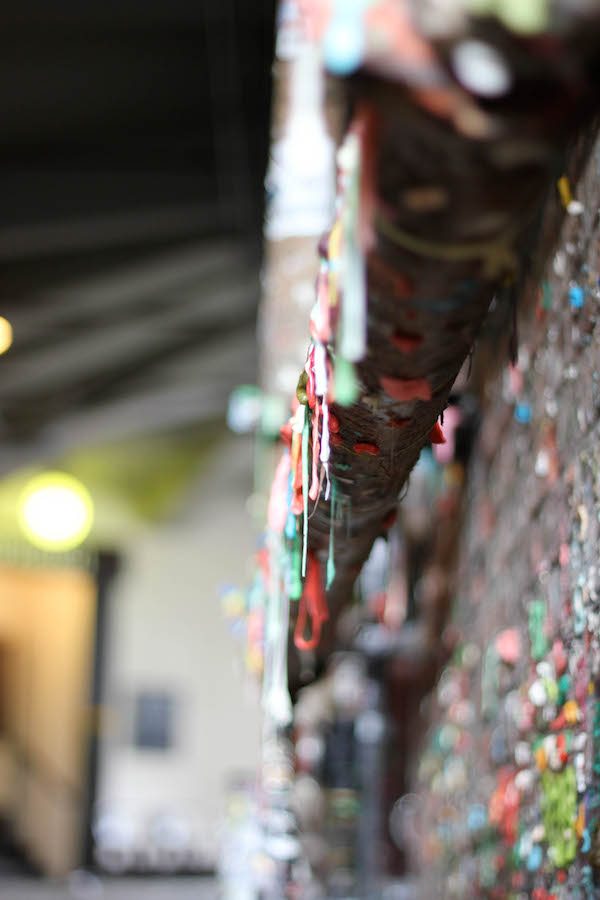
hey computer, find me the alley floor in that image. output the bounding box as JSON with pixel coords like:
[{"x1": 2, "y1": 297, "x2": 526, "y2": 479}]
[{"x1": 0, "y1": 875, "x2": 219, "y2": 899}]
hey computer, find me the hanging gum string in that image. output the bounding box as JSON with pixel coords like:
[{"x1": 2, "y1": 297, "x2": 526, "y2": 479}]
[
  {"x1": 291, "y1": 423, "x2": 300, "y2": 476},
  {"x1": 310, "y1": 400, "x2": 321, "y2": 501},
  {"x1": 338, "y1": 130, "x2": 366, "y2": 363},
  {"x1": 302, "y1": 405, "x2": 310, "y2": 577},
  {"x1": 308, "y1": 288, "x2": 331, "y2": 497},
  {"x1": 313, "y1": 340, "x2": 328, "y2": 395},
  {"x1": 375, "y1": 210, "x2": 519, "y2": 278},
  {"x1": 321, "y1": 397, "x2": 331, "y2": 499},
  {"x1": 335, "y1": 354, "x2": 360, "y2": 405},
  {"x1": 290, "y1": 408, "x2": 304, "y2": 516},
  {"x1": 294, "y1": 551, "x2": 329, "y2": 651},
  {"x1": 332, "y1": 110, "x2": 377, "y2": 406},
  {"x1": 339, "y1": 103, "x2": 380, "y2": 364},
  {"x1": 285, "y1": 469, "x2": 296, "y2": 541},
  {"x1": 327, "y1": 479, "x2": 337, "y2": 589},
  {"x1": 289, "y1": 527, "x2": 303, "y2": 600},
  {"x1": 328, "y1": 221, "x2": 342, "y2": 307}
]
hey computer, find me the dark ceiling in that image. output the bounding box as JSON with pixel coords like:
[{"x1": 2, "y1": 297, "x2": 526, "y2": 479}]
[{"x1": 0, "y1": 0, "x2": 275, "y2": 471}]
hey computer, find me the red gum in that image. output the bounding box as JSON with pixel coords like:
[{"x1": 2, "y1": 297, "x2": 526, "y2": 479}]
[
  {"x1": 380, "y1": 376, "x2": 431, "y2": 403},
  {"x1": 429, "y1": 422, "x2": 446, "y2": 444},
  {"x1": 328, "y1": 413, "x2": 340, "y2": 433},
  {"x1": 382, "y1": 510, "x2": 397, "y2": 529},
  {"x1": 390, "y1": 331, "x2": 423, "y2": 353},
  {"x1": 367, "y1": 254, "x2": 414, "y2": 300},
  {"x1": 291, "y1": 432, "x2": 301, "y2": 480},
  {"x1": 556, "y1": 733, "x2": 568, "y2": 764},
  {"x1": 293, "y1": 449, "x2": 303, "y2": 491},
  {"x1": 291, "y1": 489, "x2": 303, "y2": 516},
  {"x1": 309, "y1": 317, "x2": 320, "y2": 343},
  {"x1": 330, "y1": 432, "x2": 343, "y2": 447},
  {"x1": 294, "y1": 552, "x2": 329, "y2": 651},
  {"x1": 280, "y1": 421, "x2": 293, "y2": 447},
  {"x1": 354, "y1": 442, "x2": 380, "y2": 456},
  {"x1": 387, "y1": 417, "x2": 410, "y2": 429},
  {"x1": 365, "y1": 1, "x2": 437, "y2": 71}
]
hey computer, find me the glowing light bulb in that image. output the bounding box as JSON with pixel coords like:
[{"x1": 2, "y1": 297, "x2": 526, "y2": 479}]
[
  {"x1": 0, "y1": 318, "x2": 13, "y2": 355},
  {"x1": 19, "y1": 472, "x2": 94, "y2": 551}
]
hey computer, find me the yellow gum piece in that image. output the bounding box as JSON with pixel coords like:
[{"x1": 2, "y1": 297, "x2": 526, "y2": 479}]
[{"x1": 557, "y1": 175, "x2": 572, "y2": 209}]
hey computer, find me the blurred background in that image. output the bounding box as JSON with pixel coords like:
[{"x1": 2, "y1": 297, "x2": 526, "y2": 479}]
[{"x1": 0, "y1": 1, "x2": 276, "y2": 896}]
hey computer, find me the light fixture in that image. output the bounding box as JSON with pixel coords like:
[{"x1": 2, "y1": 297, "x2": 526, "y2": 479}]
[
  {"x1": 0, "y1": 317, "x2": 13, "y2": 355},
  {"x1": 19, "y1": 472, "x2": 94, "y2": 551}
]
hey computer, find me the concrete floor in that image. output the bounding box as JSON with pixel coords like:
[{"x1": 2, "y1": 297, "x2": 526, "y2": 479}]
[{"x1": 0, "y1": 875, "x2": 219, "y2": 900}]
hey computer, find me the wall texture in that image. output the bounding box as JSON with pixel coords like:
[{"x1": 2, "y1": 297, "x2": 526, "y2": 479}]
[{"x1": 416, "y1": 140, "x2": 600, "y2": 896}]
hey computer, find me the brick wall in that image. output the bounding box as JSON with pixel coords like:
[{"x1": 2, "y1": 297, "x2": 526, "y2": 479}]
[{"x1": 416, "y1": 141, "x2": 600, "y2": 897}]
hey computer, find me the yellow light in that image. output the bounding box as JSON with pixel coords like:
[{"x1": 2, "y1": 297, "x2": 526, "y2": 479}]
[
  {"x1": 0, "y1": 317, "x2": 13, "y2": 355},
  {"x1": 19, "y1": 472, "x2": 94, "y2": 551}
]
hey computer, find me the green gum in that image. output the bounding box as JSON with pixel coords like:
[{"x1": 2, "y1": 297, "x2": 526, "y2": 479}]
[
  {"x1": 326, "y1": 480, "x2": 337, "y2": 589},
  {"x1": 288, "y1": 530, "x2": 303, "y2": 601},
  {"x1": 301, "y1": 406, "x2": 309, "y2": 577},
  {"x1": 335, "y1": 355, "x2": 359, "y2": 406}
]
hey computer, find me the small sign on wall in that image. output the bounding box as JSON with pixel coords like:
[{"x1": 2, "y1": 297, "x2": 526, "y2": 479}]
[{"x1": 134, "y1": 691, "x2": 175, "y2": 751}]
